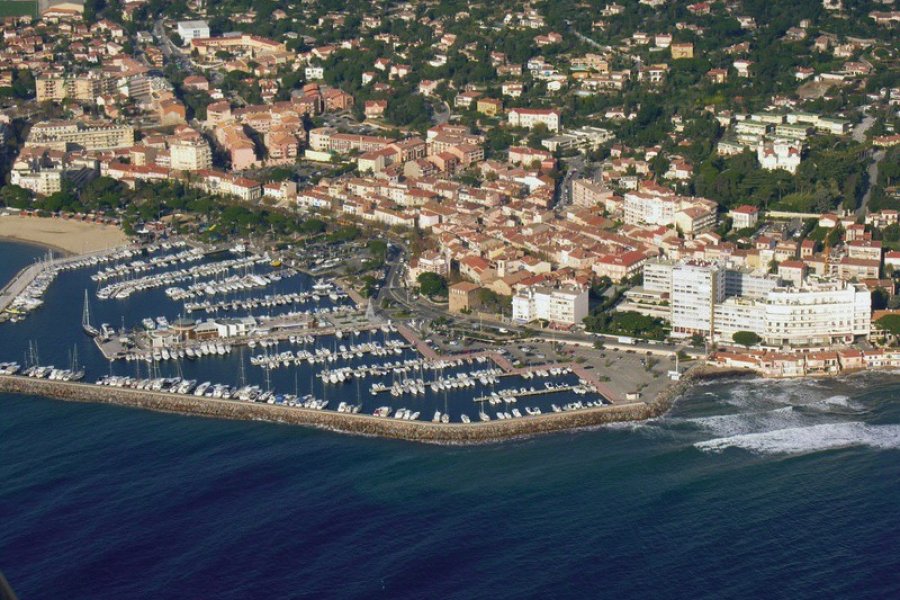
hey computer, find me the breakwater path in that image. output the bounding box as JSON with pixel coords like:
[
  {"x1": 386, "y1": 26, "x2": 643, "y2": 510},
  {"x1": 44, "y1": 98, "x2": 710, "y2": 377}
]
[{"x1": 0, "y1": 375, "x2": 662, "y2": 444}]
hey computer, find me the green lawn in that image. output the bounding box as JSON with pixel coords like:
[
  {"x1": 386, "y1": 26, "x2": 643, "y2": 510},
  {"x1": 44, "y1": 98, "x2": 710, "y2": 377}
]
[{"x1": 0, "y1": 1, "x2": 38, "y2": 18}]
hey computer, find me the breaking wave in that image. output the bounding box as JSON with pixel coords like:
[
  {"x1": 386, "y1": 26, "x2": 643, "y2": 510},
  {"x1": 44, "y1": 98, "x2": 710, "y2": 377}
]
[
  {"x1": 694, "y1": 423, "x2": 900, "y2": 455},
  {"x1": 682, "y1": 406, "x2": 803, "y2": 438}
]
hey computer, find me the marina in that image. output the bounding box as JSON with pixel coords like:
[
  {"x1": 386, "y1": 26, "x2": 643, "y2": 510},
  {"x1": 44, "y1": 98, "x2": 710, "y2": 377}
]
[{"x1": 0, "y1": 240, "x2": 619, "y2": 433}]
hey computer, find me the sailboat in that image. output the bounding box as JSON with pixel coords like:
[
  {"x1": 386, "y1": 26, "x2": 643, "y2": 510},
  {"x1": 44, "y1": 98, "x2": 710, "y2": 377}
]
[
  {"x1": 82, "y1": 290, "x2": 100, "y2": 337},
  {"x1": 69, "y1": 345, "x2": 85, "y2": 381}
]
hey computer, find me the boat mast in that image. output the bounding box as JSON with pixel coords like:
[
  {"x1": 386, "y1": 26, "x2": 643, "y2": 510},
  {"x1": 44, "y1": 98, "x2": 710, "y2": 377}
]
[{"x1": 82, "y1": 290, "x2": 91, "y2": 328}]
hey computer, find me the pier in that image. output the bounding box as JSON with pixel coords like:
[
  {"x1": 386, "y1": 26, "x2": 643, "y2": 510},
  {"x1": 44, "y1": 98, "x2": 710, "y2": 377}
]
[
  {"x1": 0, "y1": 246, "x2": 130, "y2": 317},
  {"x1": 0, "y1": 262, "x2": 46, "y2": 314},
  {"x1": 471, "y1": 385, "x2": 587, "y2": 403},
  {"x1": 92, "y1": 318, "x2": 396, "y2": 361}
]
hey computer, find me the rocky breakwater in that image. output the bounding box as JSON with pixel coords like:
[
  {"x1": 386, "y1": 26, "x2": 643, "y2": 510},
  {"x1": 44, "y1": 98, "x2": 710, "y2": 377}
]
[
  {"x1": 643, "y1": 363, "x2": 758, "y2": 417},
  {"x1": 0, "y1": 376, "x2": 657, "y2": 444}
]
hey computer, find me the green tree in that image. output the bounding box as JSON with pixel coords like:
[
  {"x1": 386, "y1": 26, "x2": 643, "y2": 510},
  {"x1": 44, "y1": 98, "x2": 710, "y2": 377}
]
[
  {"x1": 417, "y1": 272, "x2": 447, "y2": 297},
  {"x1": 871, "y1": 288, "x2": 889, "y2": 311},
  {"x1": 732, "y1": 331, "x2": 761, "y2": 348},
  {"x1": 0, "y1": 185, "x2": 33, "y2": 209},
  {"x1": 876, "y1": 314, "x2": 900, "y2": 336}
]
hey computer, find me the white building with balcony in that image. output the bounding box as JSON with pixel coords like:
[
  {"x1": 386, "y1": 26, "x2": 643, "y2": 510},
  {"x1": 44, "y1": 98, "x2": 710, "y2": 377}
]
[{"x1": 512, "y1": 285, "x2": 589, "y2": 326}]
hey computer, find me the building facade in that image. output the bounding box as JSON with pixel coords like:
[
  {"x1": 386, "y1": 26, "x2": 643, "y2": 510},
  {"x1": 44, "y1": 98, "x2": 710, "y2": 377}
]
[{"x1": 512, "y1": 285, "x2": 589, "y2": 326}]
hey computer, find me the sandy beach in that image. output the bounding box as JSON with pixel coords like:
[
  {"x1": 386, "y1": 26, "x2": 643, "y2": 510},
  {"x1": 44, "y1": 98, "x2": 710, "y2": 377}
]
[{"x1": 0, "y1": 215, "x2": 128, "y2": 255}]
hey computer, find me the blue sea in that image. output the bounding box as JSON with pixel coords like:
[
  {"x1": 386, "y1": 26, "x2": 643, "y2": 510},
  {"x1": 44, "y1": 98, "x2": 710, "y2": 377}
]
[{"x1": 2, "y1": 241, "x2": 900, "y2": 599}]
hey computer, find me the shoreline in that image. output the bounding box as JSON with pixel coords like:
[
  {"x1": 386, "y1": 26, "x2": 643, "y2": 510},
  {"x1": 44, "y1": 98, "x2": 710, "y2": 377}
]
[
  {"x1": 3, "y1": 365, "x2": 883, "y2": 444},
  {"x1": 0, "y1": 214, "x2": 129, "y2": 256},
  {"x1": 0, "y1": 235, "x2": 75, "y2": 257}
]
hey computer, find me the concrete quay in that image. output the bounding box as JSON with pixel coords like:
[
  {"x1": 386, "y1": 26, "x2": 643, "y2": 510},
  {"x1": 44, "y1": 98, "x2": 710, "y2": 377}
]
[{"x1": 0, "y1": 262, "x2": 47, "y2": 314}]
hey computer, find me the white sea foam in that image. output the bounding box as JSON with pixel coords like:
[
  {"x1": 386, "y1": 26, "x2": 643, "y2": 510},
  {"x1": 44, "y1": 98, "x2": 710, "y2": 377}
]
[
  {"x1": 807, "y1": 395, "x2": 866, "y2": 412},
  {"x1": 683, "y1": 406, "x2": 802, "y2": 438},
  {"x1": 694, "y1": 423, "x2": 900, "y2": 455},
  {"x1": 820, "y1": 395, "x2": 850, "y2": 406}
]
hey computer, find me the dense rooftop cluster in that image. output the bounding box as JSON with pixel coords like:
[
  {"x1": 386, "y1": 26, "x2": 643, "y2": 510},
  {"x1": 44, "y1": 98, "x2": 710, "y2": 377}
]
[{"x1": 0, "y1": 0, "x2": 898, "y2": 343}]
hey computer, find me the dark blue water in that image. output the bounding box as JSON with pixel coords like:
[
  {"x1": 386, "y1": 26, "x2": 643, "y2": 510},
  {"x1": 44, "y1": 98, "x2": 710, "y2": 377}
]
[
  {"x1": 0, "y1": 240, "x2": 48, "y2": 286},
  {"x1": 2, "y1": 242, "x2": 900, "y2": 599}
]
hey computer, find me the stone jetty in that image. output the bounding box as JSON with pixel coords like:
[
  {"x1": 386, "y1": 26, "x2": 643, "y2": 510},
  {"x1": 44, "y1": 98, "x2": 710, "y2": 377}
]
[{"x1": 1, "y1": 375, "x2": 658, "y2": 444}]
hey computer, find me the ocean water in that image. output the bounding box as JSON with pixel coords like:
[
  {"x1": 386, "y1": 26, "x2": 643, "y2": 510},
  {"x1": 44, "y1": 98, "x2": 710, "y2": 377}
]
[
  {"x1": 2, "y1": 242, "x2": 900, "y2": 599},
  {"x1": 0, "y1": 240, "x2": 48, "y2": 286}
]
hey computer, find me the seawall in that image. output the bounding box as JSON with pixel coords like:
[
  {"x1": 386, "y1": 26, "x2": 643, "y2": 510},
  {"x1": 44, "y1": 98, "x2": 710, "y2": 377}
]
[{"x1": 0, "y1": 375, "x2": 657, "y2": 444}]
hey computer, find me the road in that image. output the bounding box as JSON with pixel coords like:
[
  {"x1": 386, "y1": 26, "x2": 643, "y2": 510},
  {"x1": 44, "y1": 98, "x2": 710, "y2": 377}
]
[
  {"x1": 153, "y1": 18, "x2": 195, "y2": 73},
  {"x1": 556, "y1": 154, "x2": 587, "y2": 210},
  {"x1": 565, "y1": 20, "x2": 606, "y2": 51},
  {"x1": 852, "y1": 115, "x2": 875, "y2": 143},
  {"x1": 852, "y1": 115, "x2": 885, "y2": 218},
  {"x1": 431, "y1": 101, "x2": 451, "y2": 126},
  {"x1": 858, "y1": 149, "x2": 886, "y2": 218}
]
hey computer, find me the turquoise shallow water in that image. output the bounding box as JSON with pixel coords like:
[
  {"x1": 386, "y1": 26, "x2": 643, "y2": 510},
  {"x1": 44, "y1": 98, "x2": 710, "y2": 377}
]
[{"x1": 1, "y1": 241, "x2": 900, "y2": 599}]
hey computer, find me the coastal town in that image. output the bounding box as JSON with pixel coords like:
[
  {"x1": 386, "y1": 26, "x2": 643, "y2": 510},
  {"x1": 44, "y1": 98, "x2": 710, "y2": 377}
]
[{"x1": 0, "y1": 0, "x2": 898, "y2": 439}]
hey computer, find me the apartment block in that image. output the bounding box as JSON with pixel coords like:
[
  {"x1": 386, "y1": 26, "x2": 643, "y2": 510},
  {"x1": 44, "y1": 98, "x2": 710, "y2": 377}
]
[
  {"x1": 26, "y1": 121, "x2": 135, "y2": 151},
  {"x1": 512, "y1": 285, "x2": 589, "y2": 326},
  {"x1": 170, "y1": 138, "x2": 213, "y2": 171},
  {"x1": 671, "y1": 261, "x2": 725, "y2": 338},
  {"x1": 507, "y1": 108, "x2": 561, "y2": 132}
]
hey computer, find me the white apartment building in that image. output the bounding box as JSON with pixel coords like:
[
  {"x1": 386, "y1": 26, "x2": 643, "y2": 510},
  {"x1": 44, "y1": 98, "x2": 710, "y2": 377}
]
[
  {"x1": 724, "y1": 268, "x2": 781, "y2": 299},
  {"x1": 762, "y1": 280, "x2": 870, "y2": 347},
  {"x1": 729, "y1": 205, "x2": 759, "y2": 230},
  {"x1": 541, "y1": 126, "x2": 614, "y2": 152},
  {"x1": 507, "y1": 108, "x2": 561, "y2": 132},
  {"x1": 512, "y1": 285, "x2": 589, "y2": 326},
  {"x1": 642, "y1": 259, "x2": 676, "y2": 294},
  {"x1": 623, "y1": 192, "x2": 717, "y2": 234},
  {"x1": 635, "y1": 259, "x2": 872, "y2": 346},
  {"x1": 176, "y1": 20, "x2": 211, "y2": 44},
  {"x1": 714, "y1": 297, "x2": 767, "y2": 342},
  {"x1": 305, "y1": 66, "x2": 324, "y2": 80},
  {"x1": 624, "y1": 191, "x2": 678, "y2": 225},
  {"x1": 169, "y1": 138, "x2": 213, "y2": 171},
  {"x1": 671, "y1": 261, "x2": 725, "y2": 337}
]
